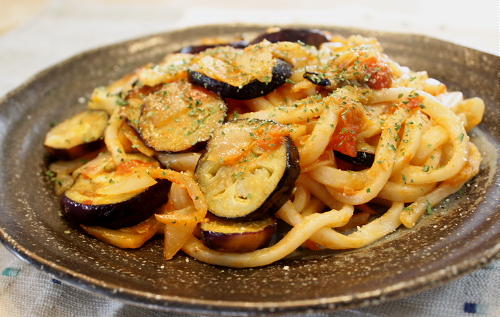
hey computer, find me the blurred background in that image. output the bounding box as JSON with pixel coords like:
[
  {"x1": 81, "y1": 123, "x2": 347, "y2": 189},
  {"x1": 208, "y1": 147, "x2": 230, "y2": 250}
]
[{"x1": 0, "y1": 0, "x2": 498, "y2": 96}]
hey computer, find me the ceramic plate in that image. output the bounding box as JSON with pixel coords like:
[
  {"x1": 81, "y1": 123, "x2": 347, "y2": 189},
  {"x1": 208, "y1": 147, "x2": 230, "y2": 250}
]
[{"x1": 0, "y1": 24, "x2": 498, "y2": 316}]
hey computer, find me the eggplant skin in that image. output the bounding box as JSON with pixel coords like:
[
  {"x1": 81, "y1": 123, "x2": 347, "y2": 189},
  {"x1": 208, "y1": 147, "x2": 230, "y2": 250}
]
[
  {"x1": 200, "y1": 218, "x2": 277, "y2": 252},
  {"x1": 303, "y1": 72, "x2": 332, "y2": 87},
  {"x1": 45, "y1": 139, "x2": 104, "y2": 160},
  {"x1": 334, "y1": 151, "x2": 375, "y2": 167},
  {"x1": 250, "y1": 28, "x2": 330, "y2": 48},
  {"x1": 254, "y1": 136, "x2": 301, "y2": 219},
  {"x1": 188, "y1": 59, "x2": 292, "y2": 100},
  {"x1": 61, "y1": 180, "x2": 171, "y2": 229},
  {"x1": 178, "y1": 41, "x2": 248, "y2": 54}
]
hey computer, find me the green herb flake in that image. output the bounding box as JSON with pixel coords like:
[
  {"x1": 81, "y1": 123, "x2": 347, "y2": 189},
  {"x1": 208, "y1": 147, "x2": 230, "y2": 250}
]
[
  {"x1": 116, "y1": 98, "x2": 129, "y2": 107},
  {"x1": 45, "y1": 170, "x2": 57, "y2": 180},
  {"x1": 426, "y1": 200, "x2": 434, "y2": 215},
  {"x1": 403, "y1": 206, "x2": 413, "y2": 213}
]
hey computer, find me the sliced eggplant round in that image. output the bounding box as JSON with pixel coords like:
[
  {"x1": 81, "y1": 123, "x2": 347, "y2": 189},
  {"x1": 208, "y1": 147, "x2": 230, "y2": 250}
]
[
  {"x1": 200, "y1": 216, "x2": 277, "y2": 252},
  {"x1": 178, "y1": 41, "x2": 248, "y2": 54},
  {"x1": 137, "y1": 80, "x2": 227, "y2": 152},
  {"x1": 303, "y1": 56, "x2": 393, "y2": 90},
  {"x1": 334, "y1": 151, "x2": 375, "y2": 168},
  {"x1": 250, "y1": 28, "x2": 330, "y2": 47},
  {"x1": 188, "y1": 58, "x2": 292, "y2": 100},
  {"x1": 61, "y1": 153, "x2": 171, "y2": 229},
  {"x1": 195, "y1": 119, "x2": 300, "y2": 220},
  {"x1": 122, "y1": 84, "x2": 162, "y2": 131},
  {"x1": 44, "y1": 110, "x2": 108, "y2": 159}
]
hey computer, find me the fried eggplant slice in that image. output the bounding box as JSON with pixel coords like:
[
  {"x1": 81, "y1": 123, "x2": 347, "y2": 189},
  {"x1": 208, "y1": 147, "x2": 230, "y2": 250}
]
[
  {"x1": 195, "y1": 119, "x2": 300, "y2": 220},
  {"x1": 200, "y1": 216, "x2": 277, "y2": 252},
  {"x1": 122, "y1": 84, "x2": 162, "y2": 131},
  {"x1": 187, "y1": 43, "x2": 292, "y2": 99},
  {"x1": 188, "y1": 59, "x2": 291, "y2": 100},
  {"x1": 137, "y1": 80, "x2": 227, "y2": 152},
  {"x1": 44, "y1": 110, "x2": 108, "y2": 159},
  {"x1": 61, "y1": 153, "x2": 171, "y2": 229}
]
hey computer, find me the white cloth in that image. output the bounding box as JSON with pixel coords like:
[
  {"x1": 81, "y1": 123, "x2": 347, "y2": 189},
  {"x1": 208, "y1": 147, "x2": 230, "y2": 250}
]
[
  {"x1": 1, "y1": 244, "x2": 498, "y2": 316},
  {"x1": 0, "y1": 1, "x2": 498, "y2": 316}
]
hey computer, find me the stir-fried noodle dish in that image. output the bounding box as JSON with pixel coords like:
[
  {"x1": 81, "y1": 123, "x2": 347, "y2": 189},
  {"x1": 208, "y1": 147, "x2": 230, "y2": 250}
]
[{"x1": 44, "y1": 28, "x2": 484, "y2": 268}]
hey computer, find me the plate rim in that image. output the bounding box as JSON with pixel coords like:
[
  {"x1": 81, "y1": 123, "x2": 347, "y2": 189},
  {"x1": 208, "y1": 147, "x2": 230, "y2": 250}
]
[
  {"x1": 2, "y1": 232, "x2": 499, "y2": 315},
  {"x1": 0, "y1": 23, "x2": 499, "y2": 315}
]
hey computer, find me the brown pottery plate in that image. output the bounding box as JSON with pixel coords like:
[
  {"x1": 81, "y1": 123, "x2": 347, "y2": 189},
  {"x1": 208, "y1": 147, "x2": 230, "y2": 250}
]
[{"x1": 0, "y1": 24, "x2": 498, "y2": 316}]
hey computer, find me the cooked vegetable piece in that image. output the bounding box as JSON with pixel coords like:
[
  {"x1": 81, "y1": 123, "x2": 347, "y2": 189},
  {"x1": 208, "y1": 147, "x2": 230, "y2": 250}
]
[
  {"x1": 187, "y1": 43, "x2": 292, "y2": 99},
  {"x1": 88, "y1": 70, "x2": 143, "y2": 115},
  {"x1": 120, "y1": 122, "x2": 155, "y2": 157},
  {"x1": 334, "y1": 151, "x2": 375, "y2": 167},
  {"x1": 303, "y1": 71, "x2": 331, "y2": 87},
  {"x1": 200, "y1": 216, "x2": 277, "y2": 252},
  {"x1": 137, "y1": 53, "x2": 193, "y2": 87},
  {"x1": 137, "y1": 80, "x2": 226, "y2": 152},
  {"x1": 195, "y1": 119, "x2": 300, "y2": 220},
  {"x1": 44, "y1": 110, "x2": 108, "y2": 159},
  {"x1": 122, "y1": 84, "x2": 162, "y2": 131},
  {"x1": 250, "y1": 28, "x2": 330, "y2": 47},
  {"x1": 61, "y1": 153, "x2": 171, "y2": 229},
  {"x1": 189, "y1": 59, "x2": 291, "y2": 100},
  {"x1": 48, "y1": 151, "x2": 101, "y2": 195},
  {"x1": 191, "y1": 44, "x2": 276, "y2": 87},
  {"x1": 157, "y1": 152, "x2": 201, "y2": 172},
  {"x1": 327, "y1": 103, "x2": 364, "y2": 157},
  {"x1": 81, "y1": 216, "x2": 162, "y2": 248},
  {"x1": 178, "y1": 41, "x2": 248, "y2": 54},
  {"x1": 304, "y1": 53, "x2": 393, "y2": 90}
]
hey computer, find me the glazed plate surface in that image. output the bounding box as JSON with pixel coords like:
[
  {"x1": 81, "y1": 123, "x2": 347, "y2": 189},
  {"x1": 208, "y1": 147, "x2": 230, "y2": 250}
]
[{"x1": 0, "y1": 24, "x2": 498, "y2": 315}]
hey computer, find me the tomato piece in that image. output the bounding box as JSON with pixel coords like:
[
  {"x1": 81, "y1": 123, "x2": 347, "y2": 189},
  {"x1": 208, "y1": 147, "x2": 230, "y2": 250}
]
[
  {"x1": 223, "y1": 125, "x2": 288, "y2": 165},
  {"x1": 363, "y1": 56, "x2": 392, "y2": 90},
  {"x1": 403, "y1": 95, "x2": 424, "y2": 110},
  {"x1": 256, "y1": 126, "x2": 287, "y2": 151},
  {"x1": 328, "y1": 107, "x2": 362, "y2": 157}
]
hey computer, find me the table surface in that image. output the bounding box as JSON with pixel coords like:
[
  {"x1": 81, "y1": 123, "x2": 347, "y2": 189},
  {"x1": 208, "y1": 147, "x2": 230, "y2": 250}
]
[{"x1": 0, "y1": 1, "x2": 498, "y2": 316}]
